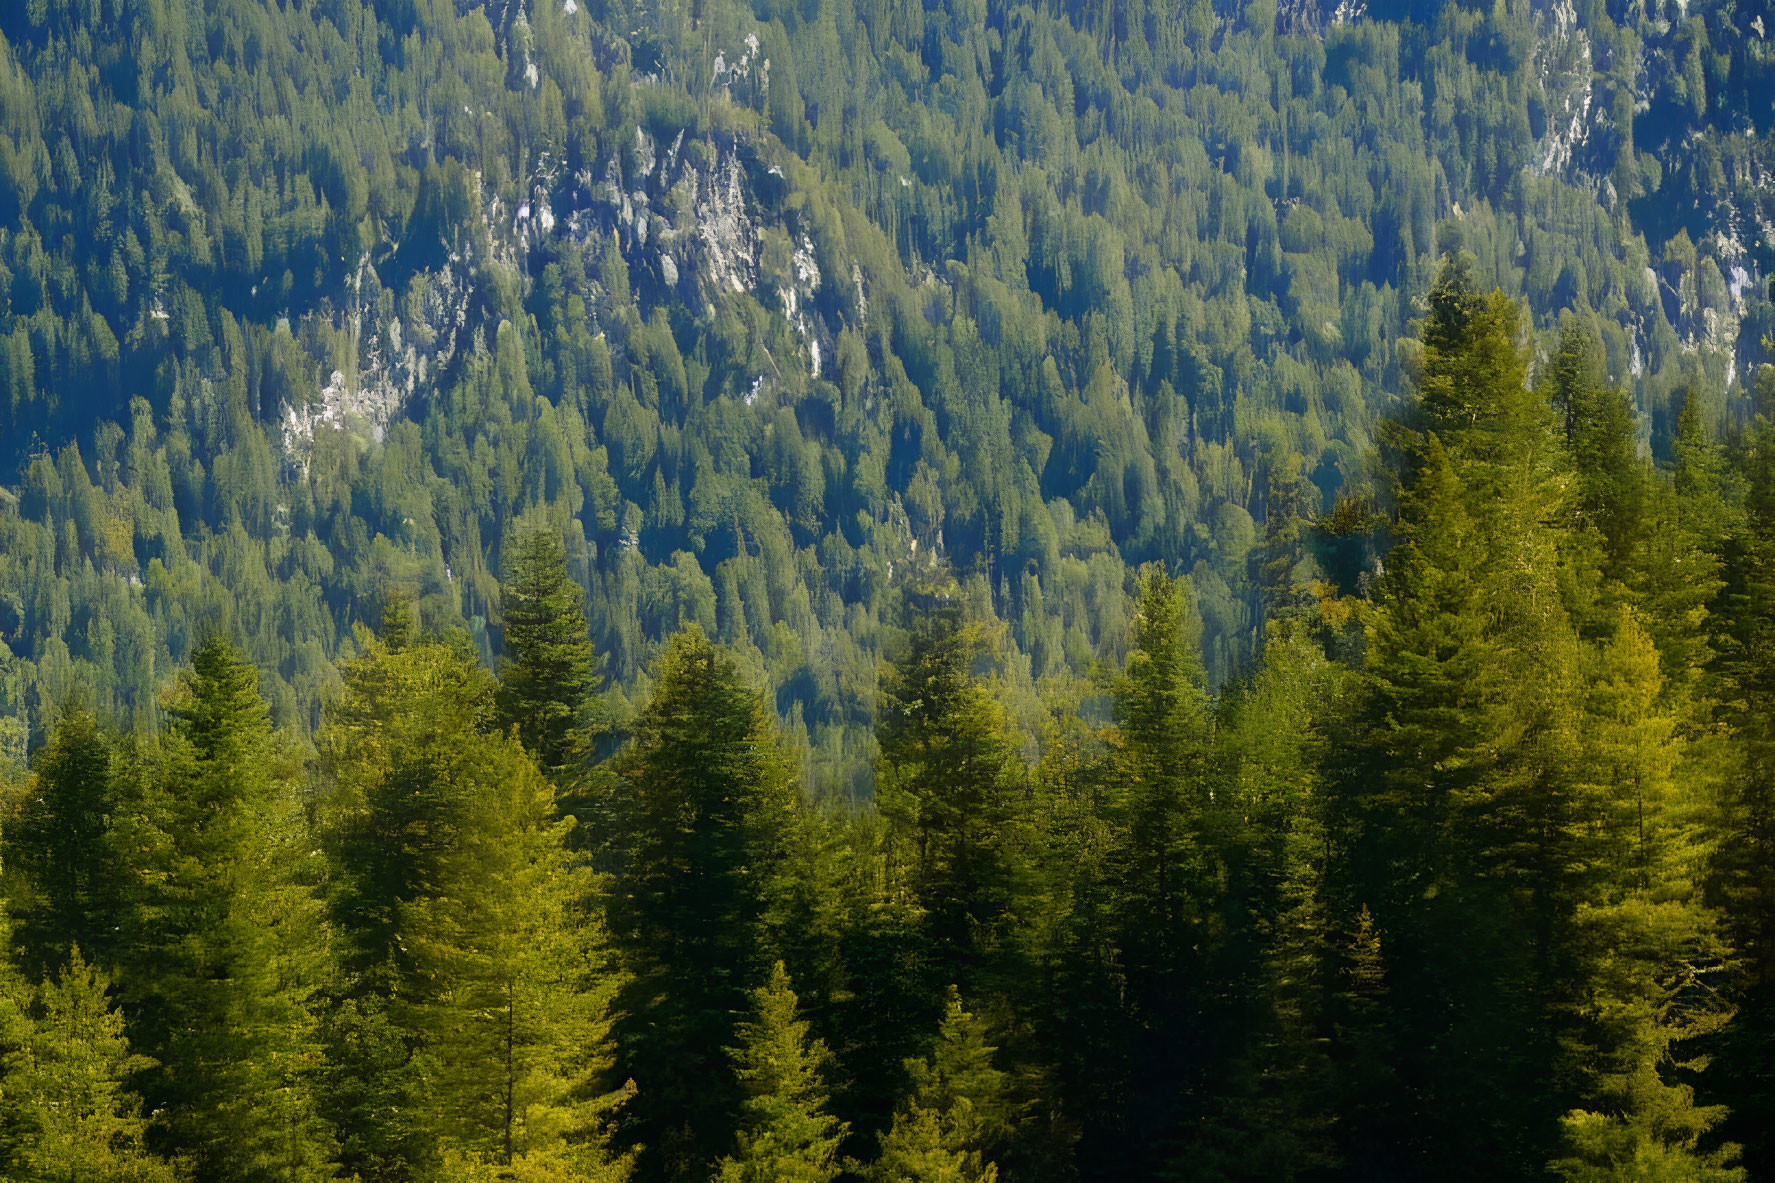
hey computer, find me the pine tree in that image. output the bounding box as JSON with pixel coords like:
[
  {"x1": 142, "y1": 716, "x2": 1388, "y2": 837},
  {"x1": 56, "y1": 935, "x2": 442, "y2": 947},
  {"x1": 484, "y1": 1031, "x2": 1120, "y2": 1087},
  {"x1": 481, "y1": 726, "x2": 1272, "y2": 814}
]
[
  {"x1": 715, "y1": 962, "x2": 847, "y2": 1183},
  {"x1": 1552, "y1": 609, "x2": 1742, "y2": 1182},
  {"x1": 1332, "y1": 257, "x2": 1587, "y2": 1176},
  {"x1": 319, "y1": 628, "x2": 629, "y2": 1183},
  {"x1": 497, "y1": 528, "x2": 599, "y2": 776},
  {"x1": 606, "y1": 626, "x2": 802, "y2": 1181},
  {"x1": 0, "y1": 945, "x2": 185, "y2": 1182},
  {"x1": 379, "y1": 586, "x2": 417, "y2": 653},
  {"x1": 5, "y1": 702, "x2": 130, "y2": 975},
  {"x1": 867, "y1": 988, "x2": 1008, "y2": 1183},
  {"x1": 1542, "y1": 316, "x2": 1643, "y2": 590},
  {"x1": 123, "y1": 635, "x2": 338, "y2": 1182},
  {"x1": 1705, "y1": 365, "x2": 1775, "y2": 1177},
  {"x1": 1102, "y1": 563, "x2": 1216, "y2": 1167},
  {"x1": 875, "y1": 578, "x2": 1024, "y2": 991}
]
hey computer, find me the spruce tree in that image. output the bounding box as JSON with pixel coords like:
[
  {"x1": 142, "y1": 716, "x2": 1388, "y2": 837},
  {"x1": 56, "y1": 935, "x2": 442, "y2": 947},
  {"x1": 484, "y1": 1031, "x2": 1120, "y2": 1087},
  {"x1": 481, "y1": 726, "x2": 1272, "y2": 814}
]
[
  {"x1": 123, "y1": 635, "x2": 337, "y2": 1182},
  {"x1": 0, "y1": 945, "x2": 185, "y2": 1182},
  {"x1": 319, "y1": 628, "x2": 629, "y2": 1182},
  {"x1": 716, "y1": 962, "x2": 847, "y2": 1183},
  {"x1": 1104, "y1": 564, "x2": 1214, "y2": 1160},
  {"x1": 1333, "y1": 257, "x2": 1586, "y2": 1176},
  {"x1": 1706, "y1": 365, "x2": 1775, "y2": 1177},
  {"x1": 875, "y1": 577, "x2": 1024, "y2": 992},
  {"x1": 5, "y1": 702, "x2": 130, "y2": 975},
  {"x1": 606, "y1": 626, "x2": 802, "y2": 1181},
  {"x1": 1542, "y1": 316, "x2": 1643, "y2": 589},
  {"x1": 867, "y1": 988, "x2": 1008, "y2": 1183},
  {"x1": 1553, "y1": 610, "x2": 1741, "y2": 1182},
  {"x1": 496, "y1": 528, "x2": 599, "y2": 776}
]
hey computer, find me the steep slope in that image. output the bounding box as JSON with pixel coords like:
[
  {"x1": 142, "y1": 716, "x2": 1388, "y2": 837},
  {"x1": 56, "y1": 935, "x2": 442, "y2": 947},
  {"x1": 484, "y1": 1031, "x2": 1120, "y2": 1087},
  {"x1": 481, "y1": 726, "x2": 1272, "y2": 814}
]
[{"x1": 0, "y1": 0, "x2": 1767, "y2": 789}]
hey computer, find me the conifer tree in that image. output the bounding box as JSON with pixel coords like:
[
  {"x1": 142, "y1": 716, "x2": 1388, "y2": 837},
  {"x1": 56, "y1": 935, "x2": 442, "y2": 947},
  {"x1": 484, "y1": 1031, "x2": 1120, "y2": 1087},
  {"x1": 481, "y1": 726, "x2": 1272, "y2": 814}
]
[
  {"x1": 379, "y1": 586, "x2": 417, "y2": 653},
  {"x1": 497, "y1": 528, "x2": 599, "y2": 776},
  {"x1": 867, "y1": 988, "x2": 1008, "y2": 1183},
  {"x1": 5, "y1": 702, "x2": 130, "y2": 975},
  {"x1": 1553, "y1": 610, "x2": 1741, "y2": 1182},
  {"x1": 1706, "y1": 365, "x2": 1775, "y2": 1176},
  {"x1": 875, "y1": 578, "x2": 1024, "y2": 990},
  {"x1": 1102, "y1": 563, "x2": 1216, "y2": 1165},
  {"x1": 606, "y1": 626, "x2": 802, "y2": 1181},
  {"x1": 1543, "y1": 316, "x2": 1643, "y2": 584},
  {"x1": 0, "y1": 945, "x2": 185, "y2": 1182},
  {"x1": 1634, "y1": 390, "x2": 1728, "y2": 705},
  {"x1": 1334, "y1": 257, "x2": 1586, "y2": 1176},
  {"x1": 319, "y1": 627, "x2": 628, "y2": 1183},
  {"x1": 121, "y1": 635, "x2": 337, "y2": 1182},
  {"x1": 716, "y1": 962, "x2": 847, "y2": 1183}
]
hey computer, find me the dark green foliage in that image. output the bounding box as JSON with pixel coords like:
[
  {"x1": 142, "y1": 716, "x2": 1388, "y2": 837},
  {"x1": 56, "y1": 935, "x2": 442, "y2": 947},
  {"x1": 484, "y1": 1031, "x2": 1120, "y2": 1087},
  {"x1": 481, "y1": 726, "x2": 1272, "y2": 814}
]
[
  {"x1": 319, "y1": 625, "x2": 627, "y2": 1182},
  {"x1": 123, "y1": 635, "x2": 337, "y2": 1182},
  {"x1": 0, "y1": 943, "x2": 185, "y2": 1182},
  {"x1": 0, "y1": 2, "x2": 1772, "y2": 1180},
  {"x1": 717, "y1": 962, "x2": 847, "y2": 1183},
  {"x1": 606, "y1": 626, "x2": 804, "y2": 1181},
  {"x1": 3, "y1": 702, "x2": 130, "y2": 974},
  {"x1": 867, "y1": 988, "x2": 1009, "y2": 1183},
  {"x1": 876, "y1": 580, "x2": 1026, "y2": 993},
  {"x1": 496, "y1": 528, "x2": 600, "y2": 775}
]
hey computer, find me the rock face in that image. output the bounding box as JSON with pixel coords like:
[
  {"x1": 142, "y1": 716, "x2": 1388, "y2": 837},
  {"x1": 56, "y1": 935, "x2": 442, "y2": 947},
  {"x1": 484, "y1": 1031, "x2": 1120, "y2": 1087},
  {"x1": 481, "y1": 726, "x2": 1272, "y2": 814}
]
[
  {"x1": 1274, "y1": 0, "x2": 1367, "y2": 35},
  {"x1": 274, "y1": 14, "x2": 841, "y2": 465},
  {"x1": 280, "y1": 182, "x2": 494, "y2": 470},
  {"x1": 1529, "y1": 0, "x2": 1593, "y2": 179}
]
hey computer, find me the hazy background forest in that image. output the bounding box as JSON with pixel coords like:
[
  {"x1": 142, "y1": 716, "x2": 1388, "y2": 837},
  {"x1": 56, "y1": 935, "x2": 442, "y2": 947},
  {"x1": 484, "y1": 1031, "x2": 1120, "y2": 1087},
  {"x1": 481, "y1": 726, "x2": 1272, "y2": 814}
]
[{"x1": 0, "y1": 0, "x2": 1772, "y2": 1179}]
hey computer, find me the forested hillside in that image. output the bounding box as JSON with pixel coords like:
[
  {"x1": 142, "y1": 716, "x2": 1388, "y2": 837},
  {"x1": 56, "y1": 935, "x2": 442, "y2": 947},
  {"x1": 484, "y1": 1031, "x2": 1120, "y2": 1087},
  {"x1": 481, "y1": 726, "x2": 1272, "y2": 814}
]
[{"x1": 1, "y1": 0, "x2": 1774, "y2": 1179}]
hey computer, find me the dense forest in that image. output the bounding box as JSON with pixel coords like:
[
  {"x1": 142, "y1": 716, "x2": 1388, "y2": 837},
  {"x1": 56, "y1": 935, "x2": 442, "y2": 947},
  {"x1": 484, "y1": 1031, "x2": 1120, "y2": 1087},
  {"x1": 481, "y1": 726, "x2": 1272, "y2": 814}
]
[{"x1": 0, "y1": 0, "x2": 1773, "y2": 1178}]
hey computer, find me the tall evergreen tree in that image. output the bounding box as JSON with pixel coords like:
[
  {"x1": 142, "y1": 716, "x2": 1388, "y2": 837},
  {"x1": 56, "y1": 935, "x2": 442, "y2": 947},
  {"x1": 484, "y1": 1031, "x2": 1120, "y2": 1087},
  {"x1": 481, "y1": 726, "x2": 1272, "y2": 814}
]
[
  {"x1": 867, "y1": 987, "x2": 1010, "y2": 1183},
  {"x1": 1553, "y1": 609, "x2": 1741, "y2": 1182},
  {"x1": 875, "y1": 577, "x2": 1025, "y2": 994},
  {"x1": 4, "y1": 702, "x2": 130, "y2": 975},
  {"x1": 1102, "y1": 564, "x2": 1215, "y2": 1161},
  {"x1": 0, "y1": 938, "x2": 185, "y2": 1182},
  {"x1": 1542, "y1": 316, "x2": 1643, "y2": 590},
  {"x1": 606, "y1": 626, "x2": 802, "y2": 1181},
  {"x1": 497, "y1": 529, "x2": 600, "y2": 776},
  {"x1": 319, "y1": 627, "x2": 628, "y2": 1183},
  {"x1": 716, "y1": 962, "x2": 847, "y2": 1183},
  {"x1": 1330, "y1": 257, "x2": 1587, "y2": 1177},
  {"x1": 122, "y1": 635, "x2": 337, "y2": 1182},
  {"x1": 1707, "y1": 364, "x2": 1775, "y2": 1178}
]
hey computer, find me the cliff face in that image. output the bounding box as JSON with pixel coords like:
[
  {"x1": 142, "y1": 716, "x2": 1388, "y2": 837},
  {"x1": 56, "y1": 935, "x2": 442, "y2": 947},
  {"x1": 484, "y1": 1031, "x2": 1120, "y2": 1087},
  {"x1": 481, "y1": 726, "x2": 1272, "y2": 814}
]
[{"x1": 278, "y1": 15, "x2": 838, "y2": 465}]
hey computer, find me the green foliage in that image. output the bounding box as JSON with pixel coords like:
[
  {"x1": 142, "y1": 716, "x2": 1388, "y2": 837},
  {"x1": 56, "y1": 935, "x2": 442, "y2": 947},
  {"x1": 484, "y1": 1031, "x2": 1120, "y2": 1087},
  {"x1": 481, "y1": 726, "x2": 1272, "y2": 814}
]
[
  {"x1": 716, "y1": 962, "x2": 848, "y2": 1183},
  {"x1": 867, "y1": 988, "x2": 1008, "y2": 1183},
  {"x1": 319, "y1": 626, "x2": 627, "y2": 1183},
  {"x1": 2, "y1": 702, "x2": 131, "y2": 974},
  {"x1": 0, "y1": 2, "x2": 1770, "y2": 1181},
  {"x1": 605, "y1": 625, "x2": 805, "y2": 1180},
  {"x1": 496, "y1": 528, "x2": 601, "y2": 775},
  {"x1": 123, "y1": 635, "x2": 337, "y2": 1182},
  {"x1": 0, "y1": 944, "x2": 185, "y2": 1182}
]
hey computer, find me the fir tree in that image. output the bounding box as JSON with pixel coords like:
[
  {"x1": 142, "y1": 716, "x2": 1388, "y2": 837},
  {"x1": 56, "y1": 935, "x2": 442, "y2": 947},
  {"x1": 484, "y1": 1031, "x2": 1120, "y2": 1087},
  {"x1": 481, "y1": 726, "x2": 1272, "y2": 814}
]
[
  {"x1": 0, "y1": 941, "x2": 185, "y2": 1182},
  {"x1": 319, "y1": 629, "x2": 629, "y2": 1182},
  {"x1": 875, "y1": 578, "x2": 1024, "y2": 992},
  {"x1": 606, "y1": 626, "x2": 802, "y2": 1181},
  {"x1": 867, "y1": 988, "x2": 1008, "y2": 1183},
  {"x1": 1553, "y1": 610, "x2": 1741, "y2": 1182},
  {"x1": 123, "y1": 635, "x2": 338, "y2": 1183},
  {"x1": 1542, "y1": 316, "x2": 1643, "y2": 588},
  {"x1": 1105, "y1": 563, "x2": 1215, "y2": 1144},
  {"x1": 497, "y1": 528, "x2": 599, "y2": 776},
  {"x1": 716, "y1": 962, "x2": 847, "y2": 1183},
  {"x1": 5, "y1": 702, "x2": 129, "y2": 975},
  {"x1": 1334, "y1": 257, "x2": 1586, "y2": 1177}
]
